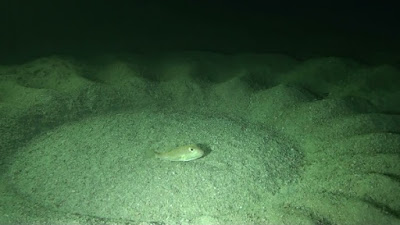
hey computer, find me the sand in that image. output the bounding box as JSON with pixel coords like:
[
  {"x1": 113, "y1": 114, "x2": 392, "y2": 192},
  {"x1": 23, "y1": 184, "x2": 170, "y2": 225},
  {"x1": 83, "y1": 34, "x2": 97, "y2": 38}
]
[{"x1": 0, "y1": 52, "x2": 399, "y2": 225}]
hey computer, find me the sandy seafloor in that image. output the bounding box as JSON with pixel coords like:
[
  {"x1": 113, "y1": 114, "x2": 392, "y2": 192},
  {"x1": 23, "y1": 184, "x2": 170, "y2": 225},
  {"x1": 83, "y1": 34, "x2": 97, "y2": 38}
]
[{"x1": 0, "y1": 52, "x2": 399, "y2": 225}]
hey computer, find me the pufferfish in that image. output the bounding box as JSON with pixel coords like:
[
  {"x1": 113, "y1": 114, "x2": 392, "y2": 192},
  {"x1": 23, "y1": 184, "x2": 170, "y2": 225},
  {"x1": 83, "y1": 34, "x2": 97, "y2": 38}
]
[{"x1": 154, "y1": 144, "x2": 204, "y2": 161}]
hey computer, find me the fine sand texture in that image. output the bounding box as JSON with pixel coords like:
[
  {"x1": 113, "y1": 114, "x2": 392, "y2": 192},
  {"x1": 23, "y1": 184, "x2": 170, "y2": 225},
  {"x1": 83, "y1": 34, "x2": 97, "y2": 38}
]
[{"x1": 0, "y1": 53, "x2": 399, "y2": 225}]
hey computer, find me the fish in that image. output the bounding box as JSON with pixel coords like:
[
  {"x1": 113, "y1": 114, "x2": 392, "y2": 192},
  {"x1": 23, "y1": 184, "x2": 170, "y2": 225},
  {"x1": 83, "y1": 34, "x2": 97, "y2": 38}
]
[{"x1": 155, "y1": 144, "x2": 204, "y2": 161}]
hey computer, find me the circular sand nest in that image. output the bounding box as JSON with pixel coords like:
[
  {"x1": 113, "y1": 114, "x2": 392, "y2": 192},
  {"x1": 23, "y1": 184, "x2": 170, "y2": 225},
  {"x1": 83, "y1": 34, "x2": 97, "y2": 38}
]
[
  {"x1": 1, "y1": 54, "x2": 400, "y2": 225},
  {"x1": 8, "y1": 111, "x2": 301, "y2": 222}
]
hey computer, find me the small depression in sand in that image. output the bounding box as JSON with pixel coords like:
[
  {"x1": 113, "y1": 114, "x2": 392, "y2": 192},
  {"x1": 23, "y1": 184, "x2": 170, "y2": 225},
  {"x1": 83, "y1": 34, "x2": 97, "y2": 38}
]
[{"x1": 8, "y1": 110, "x2": 302, "y2": 223}]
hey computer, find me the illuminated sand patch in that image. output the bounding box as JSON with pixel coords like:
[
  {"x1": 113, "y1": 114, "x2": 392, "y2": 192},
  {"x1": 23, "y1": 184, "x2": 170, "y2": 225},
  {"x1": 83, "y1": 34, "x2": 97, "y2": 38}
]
[
  {"x1": 8, "y1": 111, "x2": 301, "y2": 223},
  {"x1": 1, "y1": 54, "x2": 400, "y2": 224}
]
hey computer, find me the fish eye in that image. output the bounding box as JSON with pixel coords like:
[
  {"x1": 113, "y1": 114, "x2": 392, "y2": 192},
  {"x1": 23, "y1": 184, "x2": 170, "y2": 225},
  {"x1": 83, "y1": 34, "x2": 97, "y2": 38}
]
[{"x1": 189, "y1": 148, "x2": 194, "y2": 151}]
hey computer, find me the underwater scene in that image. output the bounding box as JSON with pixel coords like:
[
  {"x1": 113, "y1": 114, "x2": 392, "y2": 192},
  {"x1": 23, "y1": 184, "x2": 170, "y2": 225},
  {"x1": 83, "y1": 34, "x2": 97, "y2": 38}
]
[{"x1": 1, "y1": 0, "x2": 400, "y2": 224}]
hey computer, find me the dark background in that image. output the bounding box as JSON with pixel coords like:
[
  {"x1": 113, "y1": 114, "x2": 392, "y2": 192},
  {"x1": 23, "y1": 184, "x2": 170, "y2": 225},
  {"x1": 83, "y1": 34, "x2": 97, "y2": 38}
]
[{"x1": 1, "y1": 0, "x2": 399, "y2": 64}]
